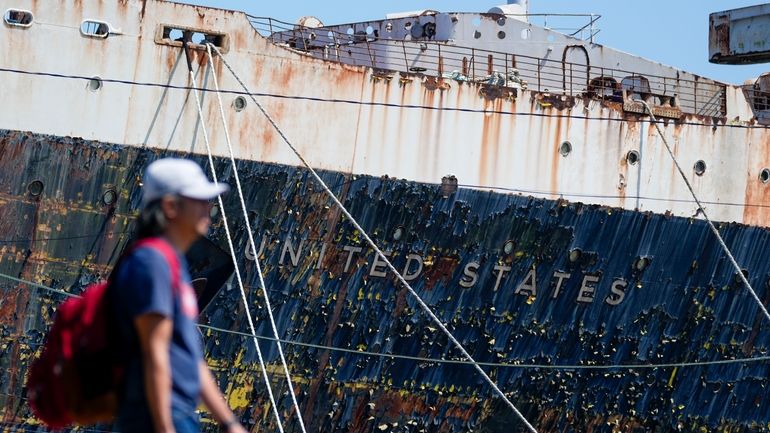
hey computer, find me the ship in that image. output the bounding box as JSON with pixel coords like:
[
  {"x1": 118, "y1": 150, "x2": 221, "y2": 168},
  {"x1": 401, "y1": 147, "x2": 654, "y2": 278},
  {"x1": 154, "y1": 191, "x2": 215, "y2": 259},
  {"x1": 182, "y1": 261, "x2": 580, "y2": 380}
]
[{"x1": 1, "y1": 0, "x2": 770, "y2": 432}]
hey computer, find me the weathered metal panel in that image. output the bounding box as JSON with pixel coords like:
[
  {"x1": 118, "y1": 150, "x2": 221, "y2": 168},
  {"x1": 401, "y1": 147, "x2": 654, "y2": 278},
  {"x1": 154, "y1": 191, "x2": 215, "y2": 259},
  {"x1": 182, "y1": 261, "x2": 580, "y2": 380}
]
[
  {"x1": 2, "y1": 0, "x2": 770, "y2": 432},
  {"x1": 0, "y1": 0, "x2": 766, "y2": 226},
  {"x1": 268, "y1": 12, "x2": 726, "y2": 115},
  {"x1": 710, "y1": 4, "x2": 770, "y2": 65},
  {"x1": 2, "y1": 132, "x2": 770, "y2": 432},
  {"x1": 350, "y1": 75, "x2": 770, "y2": 226}
]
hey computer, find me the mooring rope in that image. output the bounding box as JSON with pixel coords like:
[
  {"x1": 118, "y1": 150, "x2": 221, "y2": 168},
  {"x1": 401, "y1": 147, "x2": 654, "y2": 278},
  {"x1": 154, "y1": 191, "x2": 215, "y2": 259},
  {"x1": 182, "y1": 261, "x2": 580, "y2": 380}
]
[
  {"x1": 204, "y1": 43, "x2": 307, "y2": 433},
  {"x1": 207, "y1": 43, "x2": 539, "y2": 433},
  {"x1": 183, "y1": 41, "x2": 287, "y2": 433}
]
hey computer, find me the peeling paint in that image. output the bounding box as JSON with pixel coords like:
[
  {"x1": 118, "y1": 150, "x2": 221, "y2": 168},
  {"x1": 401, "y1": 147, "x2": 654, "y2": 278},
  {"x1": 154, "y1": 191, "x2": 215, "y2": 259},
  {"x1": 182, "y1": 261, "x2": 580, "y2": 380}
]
[
  {"x1": 1, "y1": 1, "x2": 770, "y2": 432},
  {"x1": 1, "y1": 132, "x2": 770, "y2": 432}
]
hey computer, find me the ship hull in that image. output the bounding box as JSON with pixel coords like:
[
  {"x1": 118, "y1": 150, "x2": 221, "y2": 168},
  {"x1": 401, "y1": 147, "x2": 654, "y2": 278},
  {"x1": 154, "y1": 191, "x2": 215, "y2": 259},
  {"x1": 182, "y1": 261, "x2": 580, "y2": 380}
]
[{"x1": 1, "y1": 130, "x2": 770, "y2": 433}]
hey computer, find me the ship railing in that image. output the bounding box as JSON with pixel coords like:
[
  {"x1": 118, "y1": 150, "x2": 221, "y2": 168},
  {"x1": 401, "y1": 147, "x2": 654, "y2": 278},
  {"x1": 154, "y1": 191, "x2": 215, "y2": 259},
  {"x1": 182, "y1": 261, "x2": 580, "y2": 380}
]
[
  {"x1": 741, "y1": 85, "x2": 770, "y2": 123},
  {"x1": 249, "y1": 16, "x2": 726, "y2": 118},
  {"x1": 523, "y1": 13, "x2": 602, "y2": 42},
  {"x1": 696, "y1": 87, "x2": 727, "y2": 118},
  {"x1": 742, "y1": 85, "x2": 770, "y2": 111}
]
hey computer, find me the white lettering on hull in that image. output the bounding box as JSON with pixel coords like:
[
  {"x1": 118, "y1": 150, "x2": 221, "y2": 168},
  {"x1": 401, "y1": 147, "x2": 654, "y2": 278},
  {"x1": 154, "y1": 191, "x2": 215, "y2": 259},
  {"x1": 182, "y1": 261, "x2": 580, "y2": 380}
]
[{"x1": 246, "y1": 237, "x2": 630, "y2": 306}]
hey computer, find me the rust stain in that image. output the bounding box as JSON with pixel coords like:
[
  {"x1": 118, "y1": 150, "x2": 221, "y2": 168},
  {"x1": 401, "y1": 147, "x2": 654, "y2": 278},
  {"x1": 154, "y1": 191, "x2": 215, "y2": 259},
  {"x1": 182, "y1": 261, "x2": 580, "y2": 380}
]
[
  {"x1": 550, "y1": 113, "x2": 563, "y2": 195},
  {"x1": 139, "y1": 0, "x2": 147, "y2": 19},
  {"x1": 4, "y1": 129, "x2": 770, "y2": 432},
  {"x1": 616, "y1": 119, "x2": 629, "y2": 208},
  {"x1": 479, "y1": 88, "x2": 504, "y2": 187},
  {"x1": 421, "y1": 255, "x2": 459, "y2": 290},
  {"x1": 743, "y1": 132, "x2": 770, "y2": 225}
]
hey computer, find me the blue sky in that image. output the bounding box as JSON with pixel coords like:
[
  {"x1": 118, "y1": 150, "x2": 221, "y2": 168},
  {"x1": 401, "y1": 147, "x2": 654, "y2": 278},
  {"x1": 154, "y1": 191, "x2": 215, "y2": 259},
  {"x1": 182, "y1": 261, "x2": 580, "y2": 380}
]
[{"x1": 188, "y1": 1, "x2": 770, "y2": 84}]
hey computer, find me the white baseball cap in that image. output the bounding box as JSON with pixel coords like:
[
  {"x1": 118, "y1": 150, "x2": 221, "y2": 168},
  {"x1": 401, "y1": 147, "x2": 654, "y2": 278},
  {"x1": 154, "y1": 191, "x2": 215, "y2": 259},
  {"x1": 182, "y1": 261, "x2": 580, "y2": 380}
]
[{"x1": 142, "y1": 158, "x2": 229, "y2": 207}]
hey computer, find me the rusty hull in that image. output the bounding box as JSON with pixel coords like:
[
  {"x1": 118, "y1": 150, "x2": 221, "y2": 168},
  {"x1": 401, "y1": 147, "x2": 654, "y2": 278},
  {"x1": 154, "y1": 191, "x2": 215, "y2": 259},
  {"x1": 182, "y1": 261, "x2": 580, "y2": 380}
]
[
  {"x1": 1, "y1": 131, "x2": 770, "y2": 433},
  {"x1": 2, "y1": 1, "x2": 770, "y2": 432}
]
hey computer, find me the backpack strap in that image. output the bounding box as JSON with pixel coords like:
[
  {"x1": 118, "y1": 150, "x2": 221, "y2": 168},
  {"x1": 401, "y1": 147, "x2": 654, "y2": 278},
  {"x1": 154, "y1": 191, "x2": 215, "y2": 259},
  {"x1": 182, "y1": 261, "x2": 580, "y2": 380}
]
[{"x1": 131, "y1": 237, "x2": 181, "y2": 293}]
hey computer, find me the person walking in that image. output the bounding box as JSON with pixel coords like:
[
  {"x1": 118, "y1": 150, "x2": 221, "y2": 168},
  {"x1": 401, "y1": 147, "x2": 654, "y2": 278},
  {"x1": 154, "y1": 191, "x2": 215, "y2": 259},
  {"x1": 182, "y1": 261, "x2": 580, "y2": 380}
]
[{"x1": 111, "y1": 158, "x2": 248, "y2": 433}]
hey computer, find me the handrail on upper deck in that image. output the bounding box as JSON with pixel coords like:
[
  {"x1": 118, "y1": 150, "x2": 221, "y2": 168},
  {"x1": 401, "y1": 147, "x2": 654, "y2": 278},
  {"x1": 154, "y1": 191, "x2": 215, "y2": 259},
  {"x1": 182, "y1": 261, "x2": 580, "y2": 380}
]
[{"x1": 247, "y1": 15, "x2": 727, "y2": 118}]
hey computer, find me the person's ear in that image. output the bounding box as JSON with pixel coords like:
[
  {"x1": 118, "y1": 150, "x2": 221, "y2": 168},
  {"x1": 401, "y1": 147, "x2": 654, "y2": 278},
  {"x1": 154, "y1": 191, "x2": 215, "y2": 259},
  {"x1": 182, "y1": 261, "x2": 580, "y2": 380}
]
[{"x1": 160, "y1": 195, "x2": 179, "y2": 220}]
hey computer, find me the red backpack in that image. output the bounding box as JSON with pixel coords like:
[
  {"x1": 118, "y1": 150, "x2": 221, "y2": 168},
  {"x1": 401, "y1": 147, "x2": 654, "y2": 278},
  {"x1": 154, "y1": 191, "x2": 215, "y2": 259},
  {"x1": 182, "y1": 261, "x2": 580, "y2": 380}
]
[{"x1": 26, "y1": 237, "x2": 181, "y2": 429}]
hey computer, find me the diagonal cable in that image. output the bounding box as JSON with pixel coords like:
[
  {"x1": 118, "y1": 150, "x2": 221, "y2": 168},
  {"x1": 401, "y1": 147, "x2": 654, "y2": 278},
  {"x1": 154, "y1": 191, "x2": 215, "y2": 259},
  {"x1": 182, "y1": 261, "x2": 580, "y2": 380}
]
[
  {"x1": 208, "y1": 43, "x2": 539, "y2": 433},
  {"x1": 183, "y1": 41, "x2": 286, "y2": 433},
  {"x1": 635, "y1": 99, "x2": 770, "y2": 323},
  {"x1": 204, "y1": 43, "x2": 307, "y2": 433}
]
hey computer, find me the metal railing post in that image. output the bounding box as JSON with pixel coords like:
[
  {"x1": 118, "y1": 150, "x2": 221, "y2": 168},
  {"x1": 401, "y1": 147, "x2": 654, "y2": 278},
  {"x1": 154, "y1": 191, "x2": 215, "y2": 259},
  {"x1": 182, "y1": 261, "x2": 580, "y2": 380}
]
[
  {"x1": 331, "y1": 31, "x2": 341, "y2": 62},
  {"x1": 472, "y1": 48, "x2": 476, "y2": 81},
  {"x1": 365, "y1": 39, "x2": 375, "y2": 68},
  {"x1": 694, "y1": 81, "x2": 698, "y2": 113},
  {"x1": 505, "y1": 53, "x2": 509, "y2": 80},
  {"x1": 601, "y1": 66, "x2": 605, "y2": 96},
  {"x1": 300, "y1": 28, "x2": 308, "y2": 51},
  {"x1": 402, "y1": 41, "x2": 409, "y2": 72}
]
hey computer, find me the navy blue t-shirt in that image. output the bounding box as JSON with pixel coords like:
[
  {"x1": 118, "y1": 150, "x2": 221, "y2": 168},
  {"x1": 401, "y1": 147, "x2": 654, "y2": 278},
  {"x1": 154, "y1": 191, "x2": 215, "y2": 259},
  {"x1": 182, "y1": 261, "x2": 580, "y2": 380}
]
[{"x1": 110, "y1": 243, "x2": 203, "y2": 431}]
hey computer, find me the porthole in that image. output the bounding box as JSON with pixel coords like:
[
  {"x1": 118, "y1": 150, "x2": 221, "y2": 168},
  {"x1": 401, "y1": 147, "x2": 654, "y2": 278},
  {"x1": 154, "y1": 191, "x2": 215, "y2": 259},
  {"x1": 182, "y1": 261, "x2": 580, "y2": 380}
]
[
  {"x1": 693, "y1": 160, "x2": 706, "y2": 176},
  {"x1": 503, "y1": 240, "x2": 515, "y2": 255},
  {"x1": 87, "y1": 76, "x2": 103, "y2": 92},
  {"x1": 410, "y1": 22, "x2": 425, "y2": 38},
  {"x1": 760, "y1": 168, "x2": 770, "y2": 184},
  {"x1": 734, "y1": 269, "x2": 749, "y2": 284},
  {"x1": 559, "y1": 141, "x2": 572, "y2": 157},
  {"x1": 102, "y1": 189, "x2": 117, "y2": 206},
  {"x1": 233, "y1": 96, "x2": 247, "y2": 112},
  {"x1": 190, "y1": 32, "x2": 208, "y2": 44},
  {"x1": 404, "y1": 22, "x2": 412, "y2": 30},
  {"x1": 167, "y1": 28, "x2": 184, "y2": 41},
  {"x1": 366, "y1": 25, "x2": 374, "y2": 35},
  {"x1": 497, "y1": 31, "x2": 506, "y2": 39},
  {"x1": 626, "y1": 150, "x2": 640, "y2": 165},
  {"x1": 568, "y1": 248, "x2": 582, "y2": 263},
  {"x1": 346, "y1": 27, "x2": 354, "y2": 35},
  {"x1": 392, "y1": 226, "x2": 405, "y2": 241},
  {"x1": 27, "y1": 180, "x2": 43, "y2": 197},
  {"x1": 385, "y1": 22, "x2": 393, "y2": 32},
  {"x1": 4, "y1": 9, "x2": 33, "y2": 27},
  {"x1": 80, "y1": 20, "x2": 110, "y2": 38},
  {"x1": 497, "y1": 17, "x2": 506, "y2": 26},
  {"x1": 474, "y1": 30, "x2": 482, "y2": 39},
  {"x1": 520, "y1": 28, "x2": 531, "y2": 40},
  {"x1": 634, "y1": 256, "x2": 651, "y2": 272}
]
